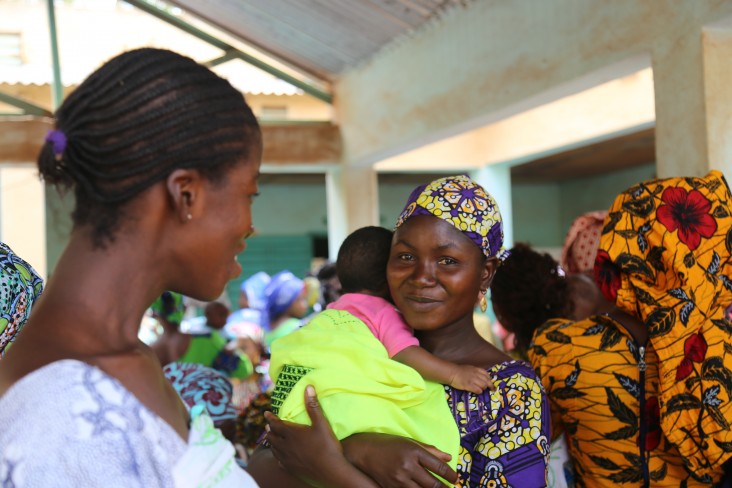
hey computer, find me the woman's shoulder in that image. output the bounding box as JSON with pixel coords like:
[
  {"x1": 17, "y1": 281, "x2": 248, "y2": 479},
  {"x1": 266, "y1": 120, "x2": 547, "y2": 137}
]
[
  {"x1": 0, "y1": 359, "x2": 184, "y2": 484},
  {"x1": 446, "y1": 360, "x2": 550, "y2": 484},
  {"x1": 490, "y1": 358, "x2": 542, "y2": 383},
  {"x1": 447, "y1": 359, "x2": 545, "y2": 401}
]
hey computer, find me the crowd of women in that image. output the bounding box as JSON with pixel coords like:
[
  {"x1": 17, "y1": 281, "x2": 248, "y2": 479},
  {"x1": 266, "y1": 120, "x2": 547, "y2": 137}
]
[{"x1": 1, "y1": 47, "x2": 732, "y2": 487}]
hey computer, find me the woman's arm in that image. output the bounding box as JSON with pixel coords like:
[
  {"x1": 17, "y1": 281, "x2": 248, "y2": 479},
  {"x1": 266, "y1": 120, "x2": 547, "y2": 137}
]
[
  {"x1": 247, "y1": 386, "x2": 378, "y2": 488},
  {"x1": 341, "y1": 433, "x2": 458, "y2": 488}
]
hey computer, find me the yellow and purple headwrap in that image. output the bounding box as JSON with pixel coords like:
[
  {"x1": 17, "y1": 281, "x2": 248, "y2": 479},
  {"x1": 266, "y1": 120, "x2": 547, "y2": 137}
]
[
  {"x1": 596, "y1": 170, "x2": 732, "y2": 482},
  {"x1": 0, "y1": 242, "x2": 43, "y2": 358},
  {"x1": 395, "y1": 175, "x2": 505, "y2": 260}
]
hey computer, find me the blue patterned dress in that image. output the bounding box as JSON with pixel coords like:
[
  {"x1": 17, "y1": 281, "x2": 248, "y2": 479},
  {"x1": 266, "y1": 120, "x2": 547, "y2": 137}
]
[{"x1": 447, "y1": 360, "x2": 550, "y2": 487}]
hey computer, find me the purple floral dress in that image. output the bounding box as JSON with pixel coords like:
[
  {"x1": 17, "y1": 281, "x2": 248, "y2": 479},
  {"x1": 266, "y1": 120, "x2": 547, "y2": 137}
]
[{"x1": 446, "y1": 360, "x2": 550, "y2": 487}]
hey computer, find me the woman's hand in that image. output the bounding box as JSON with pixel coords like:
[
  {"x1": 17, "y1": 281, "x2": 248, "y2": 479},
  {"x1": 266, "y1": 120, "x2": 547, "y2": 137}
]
[
  {"x1": 264, "y1": 386, "x2": 378, "y2": 488},
  {"x1": 342, "y1": 433, "x2": 458, "y2": 488}
]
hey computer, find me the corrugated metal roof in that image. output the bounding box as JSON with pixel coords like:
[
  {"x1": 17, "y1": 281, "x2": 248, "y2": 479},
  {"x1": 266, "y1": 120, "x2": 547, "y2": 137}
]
[
  {"x1": 167, "y1": 0, "x2": 472, "y2": 80},
  {"x1": 1, "y1": 61, "x2": 303, "y2": 96}
]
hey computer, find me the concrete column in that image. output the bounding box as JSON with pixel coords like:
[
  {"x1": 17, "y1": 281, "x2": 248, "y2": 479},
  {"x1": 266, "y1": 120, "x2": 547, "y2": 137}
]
[
  {"x1": 702, "y1": 27, "x2": 732, "y2": 179},
  {"x1": 653, "y1": 25, "x2": 732, "y2": 179},
  {"x1": 470, "y1": 164, "x2": 513, "y2": 250},
  {"x1": 325, "y1": 166, "x2": 379, "y2": 260}
]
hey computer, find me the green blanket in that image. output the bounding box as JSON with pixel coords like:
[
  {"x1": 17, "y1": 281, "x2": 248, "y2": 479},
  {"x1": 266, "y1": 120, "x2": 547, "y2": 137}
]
[{"x1": 269, "y1": 309, "x2": 459, "y2": 471}]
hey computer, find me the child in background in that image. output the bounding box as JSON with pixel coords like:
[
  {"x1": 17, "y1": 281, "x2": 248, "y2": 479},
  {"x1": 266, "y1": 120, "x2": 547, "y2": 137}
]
[
  {"x1": 150, "y1": 292, "x2": 253, "y2": 380},
  {"x1": 329, "y1": 226, "x2": 494, "y2": 394}
]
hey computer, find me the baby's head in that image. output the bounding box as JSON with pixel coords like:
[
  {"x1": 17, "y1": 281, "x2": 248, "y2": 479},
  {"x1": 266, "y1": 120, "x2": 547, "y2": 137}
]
[{"x1": 336, "y1": 226, "x2": 394, "y2": 299}]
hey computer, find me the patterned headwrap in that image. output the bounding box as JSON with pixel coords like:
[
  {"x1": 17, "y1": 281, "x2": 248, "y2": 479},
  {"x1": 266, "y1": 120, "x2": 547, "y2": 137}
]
[
  {"x1": 163, "y1": 362, "x2": 238, "y2": 425},
  {"x1": 0, "y1": 242, "x2": 43, "y2": 358},
  {"x1": 264, "y1": 271, "x2": 304, "y2": 321},
  {"x1": 596, "y1": 170, "x2": 732, "y2": 482},
  {"x1": 395, "y1": 175, "x2": 506, "y2": 260},
  {"x1": 560, "y1": 210, "x2": 607, "y2": 274}
]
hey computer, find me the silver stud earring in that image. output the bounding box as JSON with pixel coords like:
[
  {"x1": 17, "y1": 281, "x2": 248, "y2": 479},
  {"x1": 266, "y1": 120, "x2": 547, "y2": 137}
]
[{"x1": 186, "y1": 213, "x2": 192, "y2": 221}]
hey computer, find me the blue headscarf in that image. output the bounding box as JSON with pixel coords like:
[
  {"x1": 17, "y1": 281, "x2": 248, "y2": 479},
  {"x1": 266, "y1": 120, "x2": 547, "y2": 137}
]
[
  {"x1": 240, "y1": 271, "x2": 270, "y2": 311},
  {"x1": 265, "y1": 271, "x2": 304, "y2": 321}
]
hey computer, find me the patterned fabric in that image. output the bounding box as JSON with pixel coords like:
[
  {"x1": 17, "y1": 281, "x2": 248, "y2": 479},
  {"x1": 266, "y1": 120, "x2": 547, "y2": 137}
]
[
  {"x1": 235, "y1": 392, "x2": 273, "y2": 454},
  {"x1": 595, "y1": 170, "x2": 732, "y2": 483},
  {"x1": 447, "y1": 360, "x2": 550, "y2": 487},
  {"x1": 560, "y1": 211, "x2": 607, "y2": 274},
  {"x1": 270, "y1": 364, "x2": 313, "y2": 415},
  {"x1": 395, "y1": 175, "x2": 506, "y2": 260},
  {"x1": 0, "y1": 242, "x2": 43, "y2": 358},
  {"x1": 163, "y1": 362, "x2": 238, "y2": 424},
  {"x1": 172, "y1": 404, "x2": 258, "y2": 487},
  {"x1": 531, "y1": 316, "x2": 702, "y2": 487},
  {"x1": 0, "y1": 360, "x2": 185, "y2": 487}
]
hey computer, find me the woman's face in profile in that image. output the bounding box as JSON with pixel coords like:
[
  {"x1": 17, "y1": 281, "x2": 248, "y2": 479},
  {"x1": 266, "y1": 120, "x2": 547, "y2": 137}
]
[
  {"x1": 387, "y1": 214, "x2": 488, "y2": 332},
  {"x1": 185, "y1": 155, "x2": 261, "y2": 300}
]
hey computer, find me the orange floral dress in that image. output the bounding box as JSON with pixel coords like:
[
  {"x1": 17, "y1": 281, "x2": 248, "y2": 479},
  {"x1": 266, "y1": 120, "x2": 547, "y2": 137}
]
[
  {"x1": 531, "y1": 315, "x2": 704, "y2": 486},
  {"x1": 594, "y1": 170, "x2": 732, "y2": 483}
]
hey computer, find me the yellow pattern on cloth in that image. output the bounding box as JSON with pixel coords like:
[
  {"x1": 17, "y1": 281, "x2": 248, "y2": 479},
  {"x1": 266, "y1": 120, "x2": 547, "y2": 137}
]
[
  {"x1": 531, "y1": 316, "x2": 703, "y2": 486},
  {"x1": 596, "y1": 170, "x2": 732, "y2": 483},
  {"x1": 269, "y1": 309, "x2": 460, "y2": 471}
]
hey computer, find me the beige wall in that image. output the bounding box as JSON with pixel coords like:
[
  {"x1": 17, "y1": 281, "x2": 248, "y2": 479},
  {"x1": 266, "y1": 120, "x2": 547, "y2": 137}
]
[
  {"x1": 0, "y1": 165, "x2": 45, "y2": 277},
  {"x1": 337, "y1": 0, "x2": 732, "y2": 177}
]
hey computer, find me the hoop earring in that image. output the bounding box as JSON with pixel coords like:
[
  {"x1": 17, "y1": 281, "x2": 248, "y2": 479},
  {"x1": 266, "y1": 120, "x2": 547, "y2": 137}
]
[{"x1": 479, "y1": 292, "x2": 488, "y2": 313}]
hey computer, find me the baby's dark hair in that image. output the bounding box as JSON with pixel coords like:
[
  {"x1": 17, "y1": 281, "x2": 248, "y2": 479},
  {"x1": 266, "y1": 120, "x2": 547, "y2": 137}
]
[
  {"x1": 337, "y1": 226, "x2": 394, "y2": 296},
  {"x1": 38, "y1": 48, "x2": 261, "y2": 247},
  {"x1": 490, "y1": 243, "x2": 572, "y2": 353}
]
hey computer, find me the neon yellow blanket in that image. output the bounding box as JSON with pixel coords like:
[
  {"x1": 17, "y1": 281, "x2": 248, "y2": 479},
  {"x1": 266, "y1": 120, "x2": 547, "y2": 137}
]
[{"x1": 269, "y1": 309, "x2": 460, "y2": 472}]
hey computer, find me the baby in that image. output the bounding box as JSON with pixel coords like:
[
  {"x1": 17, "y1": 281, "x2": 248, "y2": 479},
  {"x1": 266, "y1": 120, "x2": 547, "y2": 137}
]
[{"x1": 328, "y1": 226, "x2": 494, "y2": 394}]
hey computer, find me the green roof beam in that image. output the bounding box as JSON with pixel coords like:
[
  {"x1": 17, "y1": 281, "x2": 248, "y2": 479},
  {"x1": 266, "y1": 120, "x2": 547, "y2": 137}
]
[
  {"x1": 203, "y1": 50, "x2": 238, "y2": 68},
  {"x1": 0, "y1": 91, "x2": 53, "y2": 117}
]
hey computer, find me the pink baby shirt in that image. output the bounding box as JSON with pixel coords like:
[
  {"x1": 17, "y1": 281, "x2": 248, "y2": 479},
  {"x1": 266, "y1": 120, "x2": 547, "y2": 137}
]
[{"x1": 327, "y1": 293, "x2": 419, "y2": 357}]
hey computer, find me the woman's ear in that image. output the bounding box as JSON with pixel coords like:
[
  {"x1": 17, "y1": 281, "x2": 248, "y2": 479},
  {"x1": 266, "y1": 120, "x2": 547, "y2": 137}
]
[
  {"x1": 480, "y1": 256, "x2": 500, "y2": 290},
  {"x1": 166, "y1": 169, "x2": 203, "y2": 223}
]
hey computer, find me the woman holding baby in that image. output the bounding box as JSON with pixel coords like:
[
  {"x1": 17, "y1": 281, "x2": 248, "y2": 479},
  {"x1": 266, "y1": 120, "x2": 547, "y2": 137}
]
[{"x1": 249, "y1": 175, "x2": 550, "y2": 487}]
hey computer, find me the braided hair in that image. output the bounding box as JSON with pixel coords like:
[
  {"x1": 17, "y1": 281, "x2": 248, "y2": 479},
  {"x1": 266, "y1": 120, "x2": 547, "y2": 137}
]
[
  {"x1": 38, "y1": 48, "x2": 261, "y2": 247},
  {"x1": 490, "y1": 243, "x2": 572, "y2": 353}
]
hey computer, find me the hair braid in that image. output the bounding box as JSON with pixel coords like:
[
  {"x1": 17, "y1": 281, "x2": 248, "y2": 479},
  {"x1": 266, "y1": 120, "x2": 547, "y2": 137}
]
[
  {"x1": 38, "y1": 48, "x2": 260, "y2": 247},
  {"x1": 490, "y1": 243, "x2": 572, "y2": 353}
]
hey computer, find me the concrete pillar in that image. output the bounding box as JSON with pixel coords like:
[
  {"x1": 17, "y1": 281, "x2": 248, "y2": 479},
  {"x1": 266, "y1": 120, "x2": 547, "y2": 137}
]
[
  {"x1": 653, "y1": 25, "x2": 732, "y2": 179},
  {"x1": 325, "y1": 166, "x2": 379, "y2": 260},
  {"x1": 470, "y1": 164, "x2": 513, "y2": 250},
  {"x1": 702, "y1": 27, "x2": 732, "y2": 179}
]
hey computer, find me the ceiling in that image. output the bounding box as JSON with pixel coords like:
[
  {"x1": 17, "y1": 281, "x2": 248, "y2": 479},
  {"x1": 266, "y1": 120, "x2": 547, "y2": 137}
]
[
  {"x1": 510, "y1": 127, "x2": 656, "y2": 183},
  {"x1": 168, "y1": 0, "x2": 472, "y2": 81}
]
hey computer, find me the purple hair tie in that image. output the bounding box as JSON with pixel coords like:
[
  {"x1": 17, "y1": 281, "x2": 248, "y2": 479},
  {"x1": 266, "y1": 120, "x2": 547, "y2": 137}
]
[{"x1": 45, "y1": 129, "x2": 67, "y2": 161}]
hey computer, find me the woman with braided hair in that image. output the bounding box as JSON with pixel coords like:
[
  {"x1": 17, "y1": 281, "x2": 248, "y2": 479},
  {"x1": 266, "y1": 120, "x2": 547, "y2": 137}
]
[{"x1": 0, "y1": 48, "x2": 369, "y2": 488}]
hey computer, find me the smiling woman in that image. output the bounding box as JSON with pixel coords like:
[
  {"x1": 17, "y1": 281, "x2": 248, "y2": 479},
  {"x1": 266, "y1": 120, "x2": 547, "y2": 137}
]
[{"x1": 251, "y1": 175, "x2": 551, "y2": 488}]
